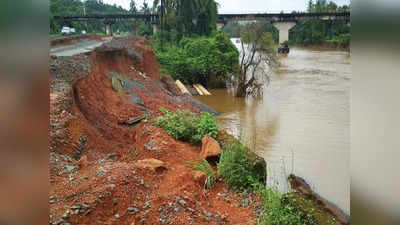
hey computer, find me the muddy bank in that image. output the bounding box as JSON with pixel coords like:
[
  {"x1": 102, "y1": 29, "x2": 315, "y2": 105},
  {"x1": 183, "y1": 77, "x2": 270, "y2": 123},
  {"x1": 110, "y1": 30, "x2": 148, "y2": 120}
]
[
  {"x1": 289, "y1": 174, "x2": 349, "y2": 225},
  {"x1": 50, "y1": 35, "x2": 261, "y2": 225},
  {"x1": 290, "y1": 43, "x2": 350, "y2": 51}
]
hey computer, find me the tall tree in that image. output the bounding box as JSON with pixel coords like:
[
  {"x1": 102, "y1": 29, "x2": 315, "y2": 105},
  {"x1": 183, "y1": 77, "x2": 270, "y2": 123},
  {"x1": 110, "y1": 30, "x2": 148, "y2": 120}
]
[
  {"x1": 130, "y1": 0, "x2": 137, "y2": 13},
  {"x1": 141, "y1": 0, "x2": 151, "y2": 14}
]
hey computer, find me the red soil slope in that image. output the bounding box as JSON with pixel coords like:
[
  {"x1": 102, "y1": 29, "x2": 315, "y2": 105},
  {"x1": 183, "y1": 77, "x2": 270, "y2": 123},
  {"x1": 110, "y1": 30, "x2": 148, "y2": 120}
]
[{"x1": 50, "y1": 36, "x2": 262, "y2": 225}]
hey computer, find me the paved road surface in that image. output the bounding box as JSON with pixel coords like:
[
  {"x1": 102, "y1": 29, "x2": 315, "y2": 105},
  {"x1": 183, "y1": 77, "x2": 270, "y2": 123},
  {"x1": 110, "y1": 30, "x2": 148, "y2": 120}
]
[{"x1": 50, "y1": 37, "x2": 112, "y2": 57}]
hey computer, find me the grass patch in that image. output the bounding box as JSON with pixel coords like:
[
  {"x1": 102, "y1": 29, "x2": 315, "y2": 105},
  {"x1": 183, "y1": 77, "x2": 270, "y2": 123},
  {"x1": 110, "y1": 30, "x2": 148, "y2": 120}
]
[
  {"x1": 217, "y1": 142, "x2": 264, "y2": 190},
  {"x1": 153, "y1": 108, "x2": 219, "y2": 144},
  {"x1": 256, "y1": 187, "x2": 317, "y2": 225},
  {"x1": 189, "y1": 159, "x2": 216, "y2": 189}
]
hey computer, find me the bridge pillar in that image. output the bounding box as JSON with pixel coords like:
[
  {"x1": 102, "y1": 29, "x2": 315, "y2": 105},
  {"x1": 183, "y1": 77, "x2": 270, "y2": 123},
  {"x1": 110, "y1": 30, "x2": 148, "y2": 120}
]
[
  {"x1": 217, "y1": 23, "x2": 225, "y2": 30},
  {"x1": 272, "y1": 21, "x2": 297, "y2": 44},
  {"x1": 105, "y1": 24, "x2": 113, "y2": 36},
  {"x1": 152, "y1": 24, "x2": 158, "y2": 34}
]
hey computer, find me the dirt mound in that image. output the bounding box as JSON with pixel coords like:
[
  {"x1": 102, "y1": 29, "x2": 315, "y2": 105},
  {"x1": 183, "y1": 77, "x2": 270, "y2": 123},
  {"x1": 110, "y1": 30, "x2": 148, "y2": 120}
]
[{"x1": 50, "y1": 36, "x2": 262, "y2": 225}]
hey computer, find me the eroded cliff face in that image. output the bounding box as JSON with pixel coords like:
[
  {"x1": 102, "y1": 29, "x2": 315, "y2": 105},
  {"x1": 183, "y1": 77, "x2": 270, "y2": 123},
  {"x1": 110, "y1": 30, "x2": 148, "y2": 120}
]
[{"x1": 49, "y1": 36, "x2": 263, "y2": 225}]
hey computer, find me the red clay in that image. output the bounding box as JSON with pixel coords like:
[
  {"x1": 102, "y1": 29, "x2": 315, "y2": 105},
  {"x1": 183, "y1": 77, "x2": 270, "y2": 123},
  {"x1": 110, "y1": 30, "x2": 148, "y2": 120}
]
[{"x1": 50, "y1": 36, "x2": 261, "y2": 225}]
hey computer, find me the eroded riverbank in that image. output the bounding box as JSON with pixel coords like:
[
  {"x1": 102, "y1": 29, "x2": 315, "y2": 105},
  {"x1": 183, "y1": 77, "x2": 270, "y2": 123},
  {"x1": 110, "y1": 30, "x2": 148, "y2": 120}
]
[{"x1": 197, "y1": 47, "x2": 350, "y2": 215}]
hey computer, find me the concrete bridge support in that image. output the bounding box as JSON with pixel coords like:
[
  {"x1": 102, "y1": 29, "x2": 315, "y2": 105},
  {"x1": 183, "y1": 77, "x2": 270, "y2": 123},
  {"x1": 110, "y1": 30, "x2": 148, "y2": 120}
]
[
  {"x1": 217, "y1": 23, "x2": 225, "y2": 30},
  {"x1": 272, "y1": 21, "x2": 297, "y2": 44},
  {"x1": 152, "y1": 24, "x2": 158, "y2": 34},
  {"x1": 105, "y1": 24, "x2": 113, "y2": 36}
]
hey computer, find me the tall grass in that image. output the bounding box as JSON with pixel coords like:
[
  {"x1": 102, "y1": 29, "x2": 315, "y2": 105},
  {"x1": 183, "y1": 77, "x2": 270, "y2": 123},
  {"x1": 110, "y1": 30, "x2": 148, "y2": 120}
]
[{"x1": 189, "y1": 160, "x2": 216, "y2": 189}]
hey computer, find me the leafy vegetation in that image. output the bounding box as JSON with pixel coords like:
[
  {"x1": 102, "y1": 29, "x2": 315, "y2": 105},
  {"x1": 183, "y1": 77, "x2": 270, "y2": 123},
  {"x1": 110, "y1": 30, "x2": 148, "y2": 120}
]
[
  {"x1": 152, "y1": 0, "x2": 218, "y2": 37},
  {"x1": 256, "y1": 188, "x2": 317, "y2": 225},
  {"x1": 289, "y1": 0, "x2": 350, "y2": 48},
  {"x1": 50, "y1": 0, "x2": 153, "y2": 35},
  {"x1": 217, "y1": 142, "x2": 263, "y2": 190},
  {"x1": 154, "y1": 31, "x2": 239, "y2": 85},
  {"x1": 153, "y1": 108, "x2": 219, "y2": 144},
  {"x1": 189, "y1": 159, "x2": 216, "y2": 189}
]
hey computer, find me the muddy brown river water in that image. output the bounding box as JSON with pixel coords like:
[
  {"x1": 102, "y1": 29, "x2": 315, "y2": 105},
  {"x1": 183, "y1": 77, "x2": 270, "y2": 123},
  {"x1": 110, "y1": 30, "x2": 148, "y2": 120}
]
[{"x1": 197, "y1": 47, "x2": 350, "y2": 215}]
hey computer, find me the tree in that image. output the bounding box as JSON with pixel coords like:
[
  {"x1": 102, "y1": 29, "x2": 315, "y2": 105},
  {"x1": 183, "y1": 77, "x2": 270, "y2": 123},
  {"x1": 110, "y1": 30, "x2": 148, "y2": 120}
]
[
  {"x1": 234, "y1": 22, "x2": 277, "y2": 97},
  {"x1": 152, "y1": 0, "x2": 218, "y2": 38},
  {"x1": 141, "y1": 0, "x2": 151, "y2": 14},
  {"x1": 130, "y1": 0, "x2": 137, "y2": 13}
]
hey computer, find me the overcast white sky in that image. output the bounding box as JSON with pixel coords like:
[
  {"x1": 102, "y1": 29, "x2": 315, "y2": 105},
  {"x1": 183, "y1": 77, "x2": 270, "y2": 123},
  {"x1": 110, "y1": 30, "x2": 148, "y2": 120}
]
[{"x1": 102, "y1": 0, "x2": 350, "y2": 13}]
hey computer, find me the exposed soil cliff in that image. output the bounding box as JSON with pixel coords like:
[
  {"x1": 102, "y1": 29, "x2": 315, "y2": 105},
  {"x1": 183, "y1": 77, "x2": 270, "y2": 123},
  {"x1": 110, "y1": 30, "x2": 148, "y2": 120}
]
[{"x1": 50, "y1": 36, "x2": 263, "y2": 225}]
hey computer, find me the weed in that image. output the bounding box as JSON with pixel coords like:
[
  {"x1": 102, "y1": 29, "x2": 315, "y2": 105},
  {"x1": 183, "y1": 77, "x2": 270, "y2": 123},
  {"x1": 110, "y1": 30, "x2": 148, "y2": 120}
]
[
  {"x1": 217, "y1": 142, "x2": 262, "y2": 190},
  {"x1": 153, "y1": 108, "x2": 219, "y2": 144},
  {"x1": 256, "y1": 188, "x2": 317, "y2": 225},
  {"x1": 189, "y1": 160, "x2": 216, "y2": 189}
]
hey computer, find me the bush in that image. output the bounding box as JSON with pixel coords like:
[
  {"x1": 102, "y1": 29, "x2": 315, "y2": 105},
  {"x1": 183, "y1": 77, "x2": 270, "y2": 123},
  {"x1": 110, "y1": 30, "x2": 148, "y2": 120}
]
[
  {"x1": 217, "y1": 142, "x2": 261, "y2": 190},
  {"x1": 257, "y1": 189, "x2": 316, "y2": 225},
  {"x1": 153, "y1": 108, "x2": 219, "y2": 144},
  {"x1": 155, "y1": 31, "x2": 239, "y2": 85}
]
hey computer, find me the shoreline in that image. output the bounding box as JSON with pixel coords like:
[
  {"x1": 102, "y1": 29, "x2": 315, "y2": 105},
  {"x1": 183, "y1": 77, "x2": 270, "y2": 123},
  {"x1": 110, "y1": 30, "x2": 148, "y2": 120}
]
[{"x1": 290, "y1": 43, "x2": 350, "y2": 52}]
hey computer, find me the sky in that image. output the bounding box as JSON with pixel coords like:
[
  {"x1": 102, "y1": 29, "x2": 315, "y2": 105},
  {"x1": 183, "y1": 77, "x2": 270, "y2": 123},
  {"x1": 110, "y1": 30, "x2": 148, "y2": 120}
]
[{"x1": 102, "y1": 0, "x2": 350, "y2": 13}]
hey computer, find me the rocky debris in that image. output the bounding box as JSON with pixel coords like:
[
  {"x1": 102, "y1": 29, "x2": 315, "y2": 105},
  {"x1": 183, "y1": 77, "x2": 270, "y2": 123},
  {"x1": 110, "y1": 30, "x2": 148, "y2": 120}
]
[
  {"x1": 96, "y1": 167, "x2": 107, "y2": 177},
  {"x1": 192, "y1": 170, "x2": 207, "y2": 185},
  {"x1": 160, "y1": 75, "x2": 181, "y2": 96},
  {"x1": 128, "y1": 207, "x2": 140, "y2": 214},
  {"x1": 200, "y1": 135, "x2": 222, "y2": 160},
  {"x1": 95, "y1": 36, "x2": 141, "y2": 61},
  {"x1": 50, "y1": 55, "x2": 91, "y2": 90},
  {"x1": 145, "y1": 139, "x2": 158, "y2": 151},
  {"x1": 135, "y1": 158, "x2": 167, "y2": 172},
  {"x1": 109, "y1": 71, "x2": 148, "y2": 94},
  {"x1": 65, "y1": 165, "x2": 77, "y2": 174},
  {"x1": 179, "y1": 93, "x2": 220, "y2": 115},
  {"x1": 74, "y1": 134, "x2": 87, "y2": 159},
  {"x1": 122, "y1": 114, "x2": 147, "y2": 126},
  {"x1": 130, "y1": 92, "x2": 145, "y2": 105},
  {"x1": 289, "y1": 174, "x2": 349, "y2": 225}
]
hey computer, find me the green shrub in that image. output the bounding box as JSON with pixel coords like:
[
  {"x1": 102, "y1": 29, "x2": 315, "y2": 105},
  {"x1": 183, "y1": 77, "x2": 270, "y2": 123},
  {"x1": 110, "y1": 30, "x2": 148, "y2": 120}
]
[
  {"x1": 217, "y1": 142, "x2": 261, "y2": 190},
  {"x1": 189, "y1": 159, "x2": 216, "y2": 189},
  {"x1": 155, "y1": 31, "x2": 239, "y2": 85},
  {"x1": 257, "y1": 189, "x2": 316, "y2": 225},
  {"x1": 153, "y1": 108, "x2": 219, "y2": 144}
]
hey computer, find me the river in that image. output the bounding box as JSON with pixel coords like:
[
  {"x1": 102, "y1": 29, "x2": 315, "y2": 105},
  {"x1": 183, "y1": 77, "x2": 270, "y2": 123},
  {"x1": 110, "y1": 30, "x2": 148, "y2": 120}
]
[{"x1": 197, "y1": 43, "x2": 350, "y2": 215}]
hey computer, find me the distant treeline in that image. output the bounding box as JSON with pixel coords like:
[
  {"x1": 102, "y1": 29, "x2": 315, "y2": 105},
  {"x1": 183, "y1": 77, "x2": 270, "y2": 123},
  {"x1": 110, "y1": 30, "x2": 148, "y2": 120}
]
[
  {"x1": 50, "y1": 0, "x2": 153, "y2": 35},
  {"x1": 223, "y1": 0, "x2": 350, "y2": 48}
]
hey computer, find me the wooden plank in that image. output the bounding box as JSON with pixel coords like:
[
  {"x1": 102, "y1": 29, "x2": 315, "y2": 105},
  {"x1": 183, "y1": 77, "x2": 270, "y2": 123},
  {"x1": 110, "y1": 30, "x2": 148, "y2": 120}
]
[
  {"x1": 175, "y1": 80, "x2": 190, "y2": 95},
  {"x1": 196, "y1": 84, "x2": 212, "y2": 95},
  {"x1": 193, "y1": 84, "x2": 204, "y2": 95}
]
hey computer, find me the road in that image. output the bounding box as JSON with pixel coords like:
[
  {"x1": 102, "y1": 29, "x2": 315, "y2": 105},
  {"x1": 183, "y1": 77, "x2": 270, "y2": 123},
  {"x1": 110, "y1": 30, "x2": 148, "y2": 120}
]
[{"x1": 49, "y1": 36, "x2": 112, "y2": 57}]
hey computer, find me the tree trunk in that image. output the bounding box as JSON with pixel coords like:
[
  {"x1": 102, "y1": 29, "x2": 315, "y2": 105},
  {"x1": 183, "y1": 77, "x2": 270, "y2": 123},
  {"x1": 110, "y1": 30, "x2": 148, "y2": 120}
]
[{"x1": 235, "y1": 78, "x2": 246, "y2": 97}]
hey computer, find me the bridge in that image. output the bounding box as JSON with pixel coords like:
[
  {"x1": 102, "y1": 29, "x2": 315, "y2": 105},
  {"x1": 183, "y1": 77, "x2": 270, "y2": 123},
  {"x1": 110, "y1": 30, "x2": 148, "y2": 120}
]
[{"x1": 54, "y1": 12, "x2": 350, "y2": 44}]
